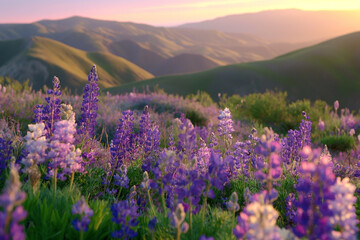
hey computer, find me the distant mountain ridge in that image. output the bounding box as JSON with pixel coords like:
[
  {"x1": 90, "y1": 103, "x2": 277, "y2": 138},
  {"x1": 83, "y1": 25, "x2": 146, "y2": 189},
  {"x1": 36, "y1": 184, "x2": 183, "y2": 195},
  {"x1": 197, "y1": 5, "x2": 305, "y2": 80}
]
[
  {"x1": 106, "y1": 31, "x2": 360, "y2": 110},
  {"x1": 0, "y1": 16, "x2": 309, "y2": 79},
  {"x1": 179, "y1": 9, "x2": 360, "y2": 43}
]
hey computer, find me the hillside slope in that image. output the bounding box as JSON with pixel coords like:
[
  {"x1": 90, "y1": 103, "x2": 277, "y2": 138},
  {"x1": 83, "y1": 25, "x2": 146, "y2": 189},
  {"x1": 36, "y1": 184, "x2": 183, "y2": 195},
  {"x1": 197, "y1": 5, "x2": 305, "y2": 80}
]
[
  {"x1": 106, "y1": 32, "x2": 360, "y2": 109},
  {"x1": 0, "y1": 37, "x2": 154, "y2": 90}
]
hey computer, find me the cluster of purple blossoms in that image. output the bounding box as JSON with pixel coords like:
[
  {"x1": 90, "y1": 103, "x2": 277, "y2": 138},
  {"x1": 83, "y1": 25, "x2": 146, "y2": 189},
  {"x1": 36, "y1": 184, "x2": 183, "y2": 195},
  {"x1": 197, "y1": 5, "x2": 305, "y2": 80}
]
[
  {"x1": 47, "y1": 119, "x2": 83, "y2": 180},
  {"x1": 111, "y1": 200, "x2": 139, "y2": 239},
  {"x1": 72, "y1": 196, "x2": 93, "y2": 232},
  {"x1": 110, "y1": 110, "x2": 135, "y2": 170},
  {"x1": 78, "y1": 65, "x2": 100, "y2": 138},
  {"x1": 34, "y1": 76, "x2": 62, "y2": 137},
  {"x1": 114, "y1": 165, "x2": 129, "y2": 189},
  {"x1": 233, "y1": 129, "x2": 262, "y2": 179},
  {"x1": 292, "y1": 146, "x2": 335, "y2": 240},
  {"x1": 176, "y1": 115, "x2": 197, "y2": 161},
  {"x1": 280, "y1": 112, "x2": 312, "y2": 174},
  {"x1": 0, "y1": 164, "x2": 27, "y2": 240},
  {"x1": 0, "y1": 137, "x2": 12, "y2": 176}
]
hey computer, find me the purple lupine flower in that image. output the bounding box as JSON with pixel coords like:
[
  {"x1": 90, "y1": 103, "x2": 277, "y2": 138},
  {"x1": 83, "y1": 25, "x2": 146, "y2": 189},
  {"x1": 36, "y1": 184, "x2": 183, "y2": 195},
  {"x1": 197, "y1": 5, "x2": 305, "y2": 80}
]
[
  {"x1": 167, "y1": 127, "x2": 176, "y2": 151},
  {"x1": 0, "y1": 137, "x2": 12, "y2": 177},
  {"x1": 33, "y1": 104, "x2": 44, "y2": 124},
  {"x1": 144, "y1": 124, "x2": 160, "y2": 156},
  {"x1": 329, "y1": 177, "x2": 358, "y2": 239},
  {"x1": 72, "y1": 196, "x2": 93, "y2": 232},
  {"x1": 138, "y1": 105, "x2": 151, "y2": 147},
  {"x1": 208, "y1": 131, "x2": 219, "y2": 150},
  {"x1": 110, "y1": 110, "x2": 135, "y2": 169},
  {"x1": 41, "y1": 76, "x2": 62, "y2": 137},
  {"x1": 148, "y1": 217, "x2": 157, "y2": 232},
  {"x1": 114, "y1": 165, "x2": 129, "y2": 189},
  {"x1": 111, "y1": 200, "x2": 139, "y2": 239},
  {"x1": 47, "y1": 119, "x2": 83, "y2": 180},
  {"x1": 292, "y1": 147, "x2": 335, "y2": 240},
  {"x1": 226, "y1": 192, "x2": 240, "y2": 212},
  {"x1": 200, "y1": 235, "x2": 214, "y2": 240},
  {"x1": 280, "y1": 113, "x2": 312, "y2": 174},
  {"x1": 196, "y1": 138, "x2": 211, "y2": 173},
  {"x1": 177, "y1": 115, "x2": 197, "y2": 161},
  {"x1": 0, "y1": 163, "x2": 27, "y2": 240},
  {"x1": 285, "y1": 193, "x2": 296, "y2": 225},
  {"x1": 299, "y1": 112, "x2": 312, "y2": 147},
  {"x1": 78, "y1": 65, "x2": 100, "y2": 138}
]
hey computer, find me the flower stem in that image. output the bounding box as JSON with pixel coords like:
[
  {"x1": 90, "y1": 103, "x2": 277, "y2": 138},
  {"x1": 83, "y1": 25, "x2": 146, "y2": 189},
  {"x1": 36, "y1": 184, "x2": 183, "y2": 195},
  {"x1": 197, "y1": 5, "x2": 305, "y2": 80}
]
[
  {"x1": 53, "y1": 168, "x2": 58, "y2": 198},
  {"x1": 69, "y1": 171, "x2": 75, "y2": 190},
  {"x1": 147, "y1": 189, "x2": 156, "y2": 216}
]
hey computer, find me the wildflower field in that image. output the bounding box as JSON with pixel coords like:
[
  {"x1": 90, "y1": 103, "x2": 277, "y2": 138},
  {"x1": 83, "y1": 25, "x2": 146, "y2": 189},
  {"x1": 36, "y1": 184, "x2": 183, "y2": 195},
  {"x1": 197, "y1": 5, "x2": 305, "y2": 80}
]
[{"x1": 1, "y1": 65, "x2": 360, "y2": 240}]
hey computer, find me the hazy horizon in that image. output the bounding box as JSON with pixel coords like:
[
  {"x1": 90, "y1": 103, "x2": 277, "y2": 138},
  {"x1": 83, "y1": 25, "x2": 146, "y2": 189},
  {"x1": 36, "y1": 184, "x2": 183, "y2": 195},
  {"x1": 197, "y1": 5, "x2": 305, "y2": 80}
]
[{"x1": 1, "y1": 0, "x2": 360, "y2": 26}]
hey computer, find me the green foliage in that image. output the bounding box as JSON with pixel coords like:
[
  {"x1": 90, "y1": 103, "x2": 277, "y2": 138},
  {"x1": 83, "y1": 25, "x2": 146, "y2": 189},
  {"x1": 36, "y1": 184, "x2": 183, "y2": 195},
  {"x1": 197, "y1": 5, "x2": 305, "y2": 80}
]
[
  {"x1": 23, "y1": 185, "x2": 114, "y2": 240},
  {"x1": 320, "y1": 135, "x2": 356, "y2": 152},
  {"x1": 185, "y1": 109, "x2": 208, "y2": 126},
  {"x1": 221, "y1": 91, "x2": 332, "y2": 135},
  {"x1": 186, "y1": 91, "x2": 216, "y2": 107},
  {"x1": 0, "y1": 76, "x2": 32, "y2": 93}
]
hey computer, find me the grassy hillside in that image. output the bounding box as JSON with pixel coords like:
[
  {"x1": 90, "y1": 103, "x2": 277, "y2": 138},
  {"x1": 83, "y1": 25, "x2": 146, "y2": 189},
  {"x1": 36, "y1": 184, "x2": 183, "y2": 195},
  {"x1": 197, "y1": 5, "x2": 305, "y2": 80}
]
[
  {"x1": 154, "y1": 54, "x2": 219, "y2": 76},
  {"x1": 106, "y1": 31, "x2": 360, "y2": 109},
  {"x1": 0, "y1": 37, "x2": 153, "y2": 91}
]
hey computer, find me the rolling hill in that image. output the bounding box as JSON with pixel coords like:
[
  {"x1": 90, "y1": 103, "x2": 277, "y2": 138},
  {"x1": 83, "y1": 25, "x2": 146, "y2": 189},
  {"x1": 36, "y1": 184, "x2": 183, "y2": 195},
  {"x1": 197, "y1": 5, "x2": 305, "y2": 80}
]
[
  {"x1": 0, "y1": 37, "x2": 154, "y2": 91},
  {"x1": 106, "y1": 31, "x2": 360, "y2": 110},
  {"x1": 154, "y1": 54, "x2": 219, "y2": 76},
  {"x1": 0, "y1": 16, "x2": 309, "y2": 76},
  {"x1": 180, "y1": 9, "x2": 360, "y2": 43}
]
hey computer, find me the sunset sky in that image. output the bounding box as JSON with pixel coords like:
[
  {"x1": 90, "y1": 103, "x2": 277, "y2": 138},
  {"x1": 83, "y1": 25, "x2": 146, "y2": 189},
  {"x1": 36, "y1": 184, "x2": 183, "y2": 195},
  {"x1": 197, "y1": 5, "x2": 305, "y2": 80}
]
[{"x1": 2, "y1": 0, "x2": 360, "y2": 26}]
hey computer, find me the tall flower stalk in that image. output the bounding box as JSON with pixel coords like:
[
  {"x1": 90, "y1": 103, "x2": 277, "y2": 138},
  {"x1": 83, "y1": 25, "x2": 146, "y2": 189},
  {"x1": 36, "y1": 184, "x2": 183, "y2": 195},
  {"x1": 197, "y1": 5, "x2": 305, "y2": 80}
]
[{"x1": 78, "y1": 65, "x2": 100, "y2": 138}]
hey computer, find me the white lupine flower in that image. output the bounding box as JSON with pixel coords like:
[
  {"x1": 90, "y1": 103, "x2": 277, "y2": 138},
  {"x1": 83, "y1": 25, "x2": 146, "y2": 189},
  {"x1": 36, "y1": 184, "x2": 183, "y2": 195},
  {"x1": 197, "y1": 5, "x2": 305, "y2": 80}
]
[
  {"x1": 23, "y1": 123, "x2": 48, "y2": 168},
  {"x1": 217, "y1": 108, "x2": 234, "y2": 139},
  {"x1": 60, "y1": 103, "x2": 76, "y2": 122},
  {"x1": 329, "y1": 177, "x2": 358, "y2": 240},
  {"x1": 245, "y1": 195, "x2": 282, "y2": 240}
]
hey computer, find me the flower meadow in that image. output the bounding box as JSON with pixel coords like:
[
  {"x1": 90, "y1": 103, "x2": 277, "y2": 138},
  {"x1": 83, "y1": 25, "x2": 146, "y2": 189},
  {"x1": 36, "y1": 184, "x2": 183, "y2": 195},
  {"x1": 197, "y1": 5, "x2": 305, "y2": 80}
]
[{"x1": 1, "y1": 66, "x2": 360, "y2": 239}]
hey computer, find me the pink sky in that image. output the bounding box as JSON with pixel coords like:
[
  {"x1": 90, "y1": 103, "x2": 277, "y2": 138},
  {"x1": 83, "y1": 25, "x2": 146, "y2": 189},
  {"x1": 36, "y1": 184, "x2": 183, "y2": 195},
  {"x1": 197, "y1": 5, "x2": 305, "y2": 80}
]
[{"x1": 1, "y1": 0, "x2": 360, "y2": 26}]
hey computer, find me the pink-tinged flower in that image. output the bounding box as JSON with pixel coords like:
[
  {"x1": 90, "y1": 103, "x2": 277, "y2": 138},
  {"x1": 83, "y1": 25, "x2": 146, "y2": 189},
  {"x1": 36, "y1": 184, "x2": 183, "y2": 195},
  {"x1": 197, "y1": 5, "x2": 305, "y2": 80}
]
[
  {"x1": 318, "y1": 119, "x2": 325, "y2": 131},
  {"x1": 334, "y1": 100, "x2": 339, "y2": 112}
]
